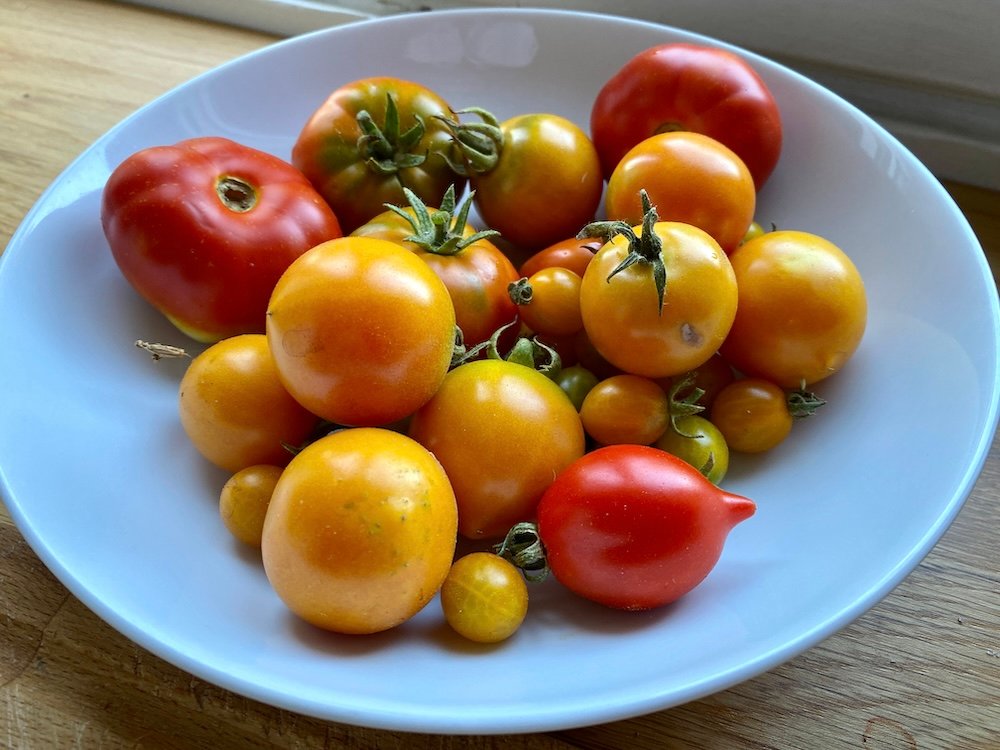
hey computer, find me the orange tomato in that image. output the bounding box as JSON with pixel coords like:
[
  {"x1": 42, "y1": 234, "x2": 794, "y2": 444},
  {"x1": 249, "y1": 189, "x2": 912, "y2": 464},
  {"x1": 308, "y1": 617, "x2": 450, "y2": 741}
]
[
  {"x1": 265, "y1": 237, "x2": 456, "y2": 427},
  {"x1": 580, "y1": 218, "x2": 738, "y2": 378},
  {"x1": 178, "y1": 334, "x2": 317, "y2": 473},
  {"x1": 580, "y1": 374, "x2": 670, "y2": 445},
  {"x1": 605, "y1": 131, "x2": 756, "y2": 253},
  {"x1": 720, "y1": 230, "x2": 867, "y2": 387},
  {"x1": 261, "y1": 428, "x2": 458, "y2": 634}
]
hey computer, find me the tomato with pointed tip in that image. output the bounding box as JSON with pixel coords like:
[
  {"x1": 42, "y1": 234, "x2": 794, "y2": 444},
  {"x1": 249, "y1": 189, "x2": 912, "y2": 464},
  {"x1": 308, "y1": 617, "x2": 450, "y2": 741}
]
[{"x1": 523, "y1": 444, "x2": 755, "y2": 610}]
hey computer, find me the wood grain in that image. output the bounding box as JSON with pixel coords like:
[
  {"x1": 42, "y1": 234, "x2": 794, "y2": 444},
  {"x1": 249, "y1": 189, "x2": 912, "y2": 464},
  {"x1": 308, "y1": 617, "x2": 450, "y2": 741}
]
[{"x1": 2, "y1": 2, "x2": 998, "y2": 748}]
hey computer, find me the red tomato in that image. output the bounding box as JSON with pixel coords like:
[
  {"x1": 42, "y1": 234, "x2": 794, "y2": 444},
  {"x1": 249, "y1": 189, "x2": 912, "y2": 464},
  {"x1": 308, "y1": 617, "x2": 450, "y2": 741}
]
[
  {"x1": 292, "y1": 77, "x2": 461, "y2": 232},
  {"x1": 408, "y1": 359, "x2": 585, "y2": 540},
  {"x1": 532, "y1": 445, "x2": 755, "y2": 610},
  {"x1": 720, "y1": 230, "x2": 867, "y2": 387},
  {"x1": 590, "y1": 43, "x2": 782, "y2": 189},
  {"x1": 519, "y1": 237, "x2": 602, "y2": 279},
  {"x1": 266, "y1": 236, "x2": 456, "y2": 427},
  {"x1": 102, "y1": 137, "x2": 342, "y2": 342},
  {"x1": 352, "y1": 187, "x2": 519, "y2": 346},
  {"x1": 605, "y1": 131, "x2": 756, "y2": 253}
]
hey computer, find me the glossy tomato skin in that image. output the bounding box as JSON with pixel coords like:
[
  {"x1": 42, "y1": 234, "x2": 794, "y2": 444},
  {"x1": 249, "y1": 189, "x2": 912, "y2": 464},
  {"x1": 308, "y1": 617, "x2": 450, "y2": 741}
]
[
  {"x1": 440, "y1": 552, "x2": 529, "y2": 643},
  {"x1": 605, "y1": 131, "x2": 756, "y2": 253},
  {"x1": 514, "y1": 267, "x2": 584, "y2": 338},
  {"x1": 178, "y1": 334, "x2": 318, "y2": 473},
  {"x1": 102, "y1": 137, "x2": 343, "y2": 342},
  {"x1": 590, "y1": 43, "x2": 782, "y2": 189},
  {"x1": 352, "y1": 206, "x2": 519, "y2": 346},
  {"x1": 579, "y1": 374, "x2": 670, "y2": 445},
  {"x1": 537, "y1": 445, "x2": 755, "y2": 610},
  {"x1": 473, "y1": 114, "x2": 603, "y2": 251},
  {"x1": 720, "y1": 230, "x2": 867, "y2": 387},
  {"x1": 710, "y1": 377, "x2": 793, "y2": 453},
  {"x1": 408, "y1": 359, "x2": 585, "y2": 540},
  {"x1": 519, "y1": 237, "x2": 602, "y2": 279},
  {"x1": 580, "y1": 221, "x2": 738, "y2": 378},
  {"x1": 266, "y1": 237, "x2": 456, "y2": 427},
  {"x1": 261, "y1": 428, "x2": 458, "y2": 634},
  {"x1": 292, "y1": 77, "x2": 461, "y2": 233}
]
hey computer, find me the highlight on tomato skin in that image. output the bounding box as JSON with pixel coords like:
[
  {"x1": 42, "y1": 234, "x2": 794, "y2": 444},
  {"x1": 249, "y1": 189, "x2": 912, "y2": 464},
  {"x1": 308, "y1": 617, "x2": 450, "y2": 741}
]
[
  {"x1": 260, "y1": 428, "x2": 459, "y2": 635},
  {"x1": 531, "y1": 445, "x2": 755, "y2": 611},
  {"x1": 265, "y1": 236, "x2": 457, "y2": 428}
]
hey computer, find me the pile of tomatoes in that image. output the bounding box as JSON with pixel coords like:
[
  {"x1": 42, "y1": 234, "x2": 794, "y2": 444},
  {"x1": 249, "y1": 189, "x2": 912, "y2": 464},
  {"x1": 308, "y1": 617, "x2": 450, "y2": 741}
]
[{"x1": 103, "y1": 42, "x2": 867, "y2": 643}]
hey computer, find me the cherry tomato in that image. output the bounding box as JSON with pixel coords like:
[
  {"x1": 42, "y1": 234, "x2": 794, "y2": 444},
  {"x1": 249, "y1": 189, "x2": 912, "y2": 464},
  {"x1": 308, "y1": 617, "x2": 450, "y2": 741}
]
[
  {"x1": 654, "y1": 415, "x2": 729, "y2": 484},
  {"x1": 408, "y1": 359, "x2": 585, "y2": 540},
  {"x1": 440, "y1": 552, "x2": 529, "y2": 644},
  {"x1": 605, "y1": 131, "x2": 756, "y2": 253},
  {"x1": 102, "y1": 137, "x2": 342, "y2": 342},
  {"x1": 579, "y1": 201, "x2": 738, "y2": 378},
  {"x1": 510, "y1": 267, "x2": 584, "y2": 338},
  {"x1": 555, "y1": 364, "x2": 600, "y2": 410},
  {"x1": 720, "y1": 230, "x2": 868, "y2": 387},
  {"x1": 522, "y1": 445, "x2": 755, "y2": 610},
  {"x1": 579, "y1": 374, "x2": 670, "y2": 445},
  {"x1": 352, "y1": 187, "x2": 519, "y2": 346},
  {"x1": 519, "y1": 236, "x2": 602, "y2": 279},
  {"x1": 445, "y1": 111, "x2": 604, "y2": 251},
  {"x1": 261, "y1": 428, "x2": 458, "y2": 634},
  {"x1": 292, "y1": 77, "x2": 461, "y2": 232},
  {"x1": 590, "y1": 42, "x2": 782, "y2": 189},
  {"x1": 266, "y1": 236, "x2": 456, "y2": 427},
  {"x1": 178, "y1": 334, "x2": 317, "y2": 473},
  {"x1": 219, "y1": 464, "x2": 283, "y2": 547},
  {"x1": 710, "y1": 378, "x2": 793, "y2": 453}
]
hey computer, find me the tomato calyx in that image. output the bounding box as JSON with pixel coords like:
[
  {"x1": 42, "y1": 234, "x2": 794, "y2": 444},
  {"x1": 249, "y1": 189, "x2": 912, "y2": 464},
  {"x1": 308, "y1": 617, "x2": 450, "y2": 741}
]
[
  {"x1": 216, "y1": 175, "x2": 257, "y2": 213},
  {"x1": 667, "y1": 373, "x2": 708, "y2": 438},
  {"x1": 356, "y1": 92, "x2": 430, "y2": 175},
  {"x1": 507, "y1": 276, "x2": 533, "y2": 306},
  {"x1": 494, "y1": 521, "x2": 549, "y2": 583},
  {"x1": 579, "y1": 190, "x2": 668, "y2": 312},
  {"x1": 453, "y1": 320, "x2": 561, "y2": 379},
  {"x1": 386, "y1": 184, "x2": 499, "y2": 256},
  {"x1": 434, "y1": 106, "x2": 504, "y2": 176},
  {"x1": 787, "y1": 385, "x2": 827, "y2": 419}
]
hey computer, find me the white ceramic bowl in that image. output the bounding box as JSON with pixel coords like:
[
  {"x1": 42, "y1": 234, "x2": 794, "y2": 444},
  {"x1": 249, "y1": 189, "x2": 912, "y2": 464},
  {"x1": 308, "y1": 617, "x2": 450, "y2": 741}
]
[{"x1": 1, "y1": 8, "x2": 997, "y2": 734}]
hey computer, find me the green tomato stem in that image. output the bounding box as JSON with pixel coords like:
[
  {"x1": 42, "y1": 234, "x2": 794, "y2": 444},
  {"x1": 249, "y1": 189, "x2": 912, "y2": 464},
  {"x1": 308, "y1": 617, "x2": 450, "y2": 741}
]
[{"x1": 494, "y1": 522, "x2": 549, "y2": 583}]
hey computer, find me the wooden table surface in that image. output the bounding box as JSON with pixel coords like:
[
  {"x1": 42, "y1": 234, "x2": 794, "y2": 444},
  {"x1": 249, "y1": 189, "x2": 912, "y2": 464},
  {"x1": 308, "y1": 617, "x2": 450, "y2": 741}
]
[{"x1": 2, "y1": 2, "x2": 998, "y2": 748}]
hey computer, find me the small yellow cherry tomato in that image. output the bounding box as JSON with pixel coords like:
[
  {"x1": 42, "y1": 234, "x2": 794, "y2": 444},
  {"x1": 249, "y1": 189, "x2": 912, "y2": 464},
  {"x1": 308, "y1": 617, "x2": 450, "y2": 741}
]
[
  {"x1": 219, "y1": 464, "x2": 283, "y2": 547},
  {"x1": 440, "y1": 552, "x2": 529, "y2": 643}
]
